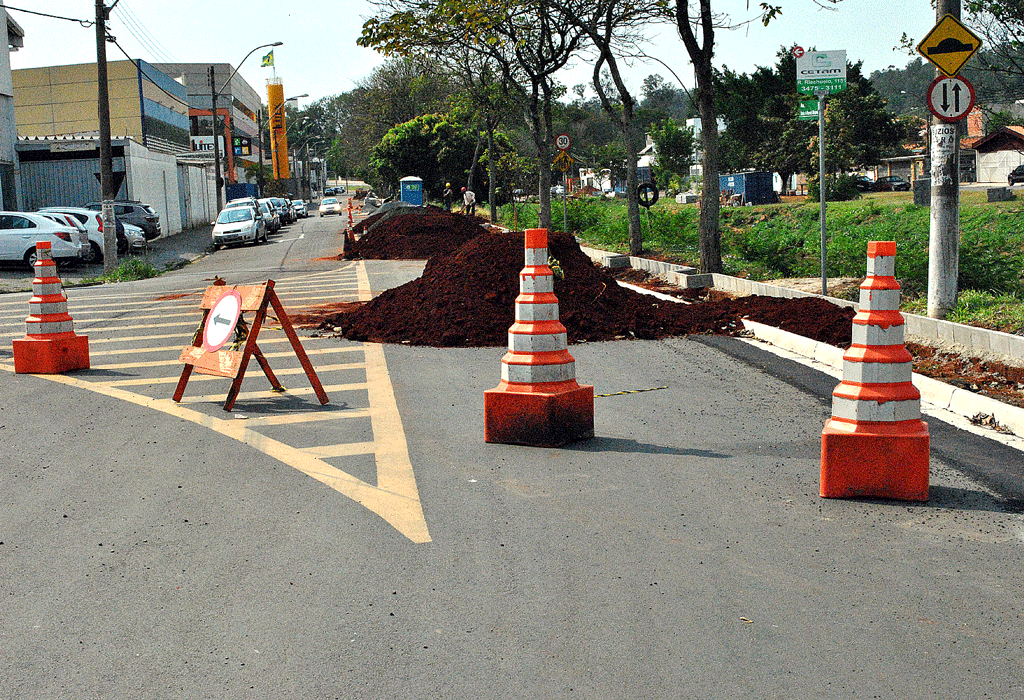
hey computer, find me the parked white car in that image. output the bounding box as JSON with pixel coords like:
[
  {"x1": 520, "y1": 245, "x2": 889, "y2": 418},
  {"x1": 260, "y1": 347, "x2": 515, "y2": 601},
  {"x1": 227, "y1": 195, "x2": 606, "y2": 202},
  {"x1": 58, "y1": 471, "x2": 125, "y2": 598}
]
[
  {"x1": 212, "y1": 205, "x2": 267, "y2": 248},
  {"x1": 291, "y1": 200, "x2": 308, "y2": 218},
  {"x1": 0, "y1": 211, "x2": 84, "y2": 268},
  {"x1": 38, "y1": 206, "x2": 131, "y2": 263}
]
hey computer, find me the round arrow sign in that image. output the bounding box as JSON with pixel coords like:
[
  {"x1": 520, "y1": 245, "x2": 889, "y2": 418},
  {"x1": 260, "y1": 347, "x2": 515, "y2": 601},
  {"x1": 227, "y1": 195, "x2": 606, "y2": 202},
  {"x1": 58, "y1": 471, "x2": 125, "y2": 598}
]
[
  {"x1": 202, "y1": 289, "x2": 243, "y2": 353},
  {"x1": 927, "y1": 74, "x2": 975, "y2": 122},
  {"x1": 793, "y1": 46, "x2": 804, "y2": 58}
]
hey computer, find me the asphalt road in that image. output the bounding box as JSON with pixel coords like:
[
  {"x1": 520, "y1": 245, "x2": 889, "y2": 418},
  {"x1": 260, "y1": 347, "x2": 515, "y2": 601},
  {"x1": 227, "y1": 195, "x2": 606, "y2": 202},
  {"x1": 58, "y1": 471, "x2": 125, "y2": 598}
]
[{"x1": 1, "y1": 211, "x2": 1023, "y2": 699}]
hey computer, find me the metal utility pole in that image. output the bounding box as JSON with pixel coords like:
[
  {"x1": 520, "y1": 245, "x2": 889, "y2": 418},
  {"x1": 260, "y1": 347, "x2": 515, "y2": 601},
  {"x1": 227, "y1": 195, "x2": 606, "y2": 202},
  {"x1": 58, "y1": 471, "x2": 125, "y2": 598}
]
[
  {"x1": 95, "y1": 0, "x2": 117, "y2": 272},
  {"x1": 209, "y1": 66, "x2": 223, "y2": 212},
  {"x1": 927, "y1": 0, "x2": 962, "y2": 319}
]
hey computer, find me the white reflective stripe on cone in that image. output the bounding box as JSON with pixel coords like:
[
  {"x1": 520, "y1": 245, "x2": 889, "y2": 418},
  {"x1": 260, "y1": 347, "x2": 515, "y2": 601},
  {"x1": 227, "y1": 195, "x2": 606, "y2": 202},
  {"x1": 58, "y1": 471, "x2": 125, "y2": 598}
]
[
  {"x1": 502, "y1": 361, "x2": 576, "y2": 384},
  {"x1": 831, "y1": 397, "x2": 922, "y2": 423},
  {"x1": 524, "y1": 248, "x2": 548, "y2": 266},
  {"x1": 508, "y1": 331, "x2": 567, "y2": 353},
  {"x1": 520, "y1": 274, "x2": 553, "y2": 294},
  {"x1": 26, "y1": 320, "x2": 74, "y2": 335},
  {"x1": 851, "y1": 323, "x2": 905, "y2": 346},
  {"x1": 28, "y1": 302, "x2": 69, "y2": 316},
  {"x1": 866, "y1": 255, "x2": 896, "y2": 277},
  {"x1": 859, "y1": 288, "x2": 902, "y2": 310},
  {"x1": 32, "y1": 282, "x2": 64, "y2": 296},
  {"x1": 515, "y1": 303, "x2": 559, "y2": 322},
  {"x1": 841, "y1": 360, "x2": 914, "y2": 384}
]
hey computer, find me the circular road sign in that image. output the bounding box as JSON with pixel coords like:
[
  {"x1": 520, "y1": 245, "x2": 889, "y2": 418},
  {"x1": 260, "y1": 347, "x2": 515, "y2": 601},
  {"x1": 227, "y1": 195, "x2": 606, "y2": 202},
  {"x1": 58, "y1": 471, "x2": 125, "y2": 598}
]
[
  {"x1": 927, "y1": 74, "x2": 975, "y2": 122},
  {"x1": 793, "y1": 46, "x2": 804, "y2": 58},
  {"x1": 555, "y1": 133, "x2": 571, "y2": 151},
  {"x1": 202, "y1": 289, "x2": 243, "y2": 353},
  {"x1": 637, "y1": 182, "x2": 659, "y2": 208}
]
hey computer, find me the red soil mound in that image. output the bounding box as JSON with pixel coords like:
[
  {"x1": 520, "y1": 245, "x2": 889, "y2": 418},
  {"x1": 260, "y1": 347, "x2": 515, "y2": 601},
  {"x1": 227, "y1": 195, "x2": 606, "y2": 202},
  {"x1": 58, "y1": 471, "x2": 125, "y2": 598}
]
[
  {"x1": 319, "y1": 230, "x2": 854, "y2": 348},
  {"x1": 344, "y1": 206, "x2": 488, "y2": 260}
]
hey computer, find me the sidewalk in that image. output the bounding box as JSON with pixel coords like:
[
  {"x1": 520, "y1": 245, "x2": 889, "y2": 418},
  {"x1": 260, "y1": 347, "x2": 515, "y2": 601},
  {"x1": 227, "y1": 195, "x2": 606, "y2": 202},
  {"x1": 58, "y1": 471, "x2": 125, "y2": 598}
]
[{"x1": 0, "y1": 224, "x2": 213, "y2": 294}]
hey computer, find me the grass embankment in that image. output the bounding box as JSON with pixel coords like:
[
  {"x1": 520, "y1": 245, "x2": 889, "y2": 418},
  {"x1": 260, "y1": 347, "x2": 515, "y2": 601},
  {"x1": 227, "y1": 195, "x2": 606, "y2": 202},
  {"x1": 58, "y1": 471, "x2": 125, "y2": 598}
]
[{"x1": 500, "y1": 191, "x2": 1024, "y2": 335}]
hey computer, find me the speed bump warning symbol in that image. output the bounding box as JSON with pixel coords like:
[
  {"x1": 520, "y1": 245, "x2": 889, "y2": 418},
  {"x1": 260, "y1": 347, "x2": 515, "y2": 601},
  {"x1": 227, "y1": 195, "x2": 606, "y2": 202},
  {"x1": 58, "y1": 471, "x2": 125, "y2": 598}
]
[{"x1": 917, "y1": 14, "x2": 982, "y2": 77}]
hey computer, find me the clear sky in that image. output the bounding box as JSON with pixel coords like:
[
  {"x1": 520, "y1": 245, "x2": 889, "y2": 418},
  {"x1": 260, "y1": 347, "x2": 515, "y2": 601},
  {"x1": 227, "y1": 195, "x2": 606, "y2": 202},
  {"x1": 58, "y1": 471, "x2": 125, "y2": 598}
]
[{"x1": 6, "y1": 0, "x2": 948, "y2": 108}]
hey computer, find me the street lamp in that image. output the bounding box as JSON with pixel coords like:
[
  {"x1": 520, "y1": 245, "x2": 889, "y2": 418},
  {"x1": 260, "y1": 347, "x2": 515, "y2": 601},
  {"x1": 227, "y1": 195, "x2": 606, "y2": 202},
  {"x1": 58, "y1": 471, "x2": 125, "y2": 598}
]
[
  {"x1": 210, "y1": 41, "x2": 282, "y2": 212},
  {"x1": 268, "y1": 93, "x2": 308, "y2": 191}
]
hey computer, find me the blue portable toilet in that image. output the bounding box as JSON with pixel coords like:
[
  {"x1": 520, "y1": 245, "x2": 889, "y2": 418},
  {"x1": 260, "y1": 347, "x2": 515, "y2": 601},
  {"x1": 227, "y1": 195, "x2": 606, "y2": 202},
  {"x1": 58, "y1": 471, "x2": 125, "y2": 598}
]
[
  {"x1": 399, "y1": 176, "x2": 424, "y2": 206},
  {"x1": 718, "y1": 172, "x2": 775, "y2": 205}
]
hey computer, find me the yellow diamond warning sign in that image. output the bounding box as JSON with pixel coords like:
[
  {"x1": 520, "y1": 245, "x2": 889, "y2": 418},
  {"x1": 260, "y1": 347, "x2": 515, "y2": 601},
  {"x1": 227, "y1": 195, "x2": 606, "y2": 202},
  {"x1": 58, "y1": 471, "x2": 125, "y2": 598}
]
[{"x1": 917, "y1": 14, "x2": 982, "y2": 77}]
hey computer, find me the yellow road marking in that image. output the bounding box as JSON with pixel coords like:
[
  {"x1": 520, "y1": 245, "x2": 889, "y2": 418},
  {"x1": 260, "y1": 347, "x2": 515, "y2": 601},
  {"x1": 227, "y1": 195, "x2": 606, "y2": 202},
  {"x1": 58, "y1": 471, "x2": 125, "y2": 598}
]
[
  {"x1": 92, "y1": 346, "x2": 361, "y2": 370},
  {"x1": 177, "y1": 382, "x2": 366, "y2": 403},
  {"x1": 300, "y1": 442, "x2": 376, "y2": 458},
  {"x1": 241, "y1": 409, "x2": 370, "y2": 426},
  {"x1": 0, "y1": 262, "x2": 430, "y2": 542},
  {"x1": 94, "y1": 362, "x2": 364, "y2": 387}
]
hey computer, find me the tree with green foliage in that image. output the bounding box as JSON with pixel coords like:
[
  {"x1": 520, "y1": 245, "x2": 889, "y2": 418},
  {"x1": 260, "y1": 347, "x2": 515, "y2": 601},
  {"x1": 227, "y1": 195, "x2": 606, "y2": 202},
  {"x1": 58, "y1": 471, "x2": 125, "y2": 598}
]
[
  {"x1": 360, "y1": 0, "x2": 585, "y2": 230},
  {"x1": 369, "y1": 114, "x2": 478, "y2": 199},
  {"x1": 647, "y1": 118, "x2": 695, "y2": 184}
]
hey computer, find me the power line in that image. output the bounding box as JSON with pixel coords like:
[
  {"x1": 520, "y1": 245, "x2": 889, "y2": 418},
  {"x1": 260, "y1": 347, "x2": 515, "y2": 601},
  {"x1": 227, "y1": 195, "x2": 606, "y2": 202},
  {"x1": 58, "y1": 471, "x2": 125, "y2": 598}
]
[
  {"x1": 3, "y1": 4, "x2": 93, "y2": 27},
  {"x1": 112, "y1": 0, "x2": 180, "y2": 64}
]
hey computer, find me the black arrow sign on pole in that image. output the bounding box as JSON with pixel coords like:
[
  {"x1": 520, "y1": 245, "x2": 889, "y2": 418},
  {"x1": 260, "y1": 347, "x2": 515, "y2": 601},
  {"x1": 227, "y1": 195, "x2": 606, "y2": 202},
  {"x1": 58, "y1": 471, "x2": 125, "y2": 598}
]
[
  {"x1": 952, "y1": 83, "x2": 962, "y2": 112},
  {"x1": 941, "y1": 83, "x2": 950, "y2": 112}
]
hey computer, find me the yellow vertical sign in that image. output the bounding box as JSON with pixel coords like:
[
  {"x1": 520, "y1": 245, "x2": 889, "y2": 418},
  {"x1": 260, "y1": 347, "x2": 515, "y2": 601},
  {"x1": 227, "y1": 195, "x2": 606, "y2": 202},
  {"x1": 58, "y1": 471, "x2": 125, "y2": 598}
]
[{"x1": 267, "y1": 79, "x2": 290, "y2": 179}]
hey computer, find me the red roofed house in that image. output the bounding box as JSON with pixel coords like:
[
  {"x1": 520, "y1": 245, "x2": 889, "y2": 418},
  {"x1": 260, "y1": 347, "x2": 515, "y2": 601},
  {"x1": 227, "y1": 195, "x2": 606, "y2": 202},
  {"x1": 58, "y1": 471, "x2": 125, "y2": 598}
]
[{"x1": 970, "y1": 125, "x2": 1024, "y2": 184}]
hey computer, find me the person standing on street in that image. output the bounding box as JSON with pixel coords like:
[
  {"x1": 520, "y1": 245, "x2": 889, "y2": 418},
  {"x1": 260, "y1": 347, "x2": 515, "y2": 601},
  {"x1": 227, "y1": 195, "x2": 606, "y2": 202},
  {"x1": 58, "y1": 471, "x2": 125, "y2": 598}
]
[
  {"x1": 462, "y1": 186, "x2": 476, "y2": 216},
  {"x1": 442, "y1": 183, "x2": 455, "y2": 212}
]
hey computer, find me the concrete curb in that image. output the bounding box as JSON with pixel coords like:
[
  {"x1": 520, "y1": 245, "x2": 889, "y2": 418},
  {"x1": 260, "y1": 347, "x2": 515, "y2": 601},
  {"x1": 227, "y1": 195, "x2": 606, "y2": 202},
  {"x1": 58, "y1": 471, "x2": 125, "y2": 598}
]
[
  {"x1": 578, "y1": 243, "x2": 1024, "y2": 364},
  {"x1": 742, "y1": 319, "x2": 1024, "y2": 437}
]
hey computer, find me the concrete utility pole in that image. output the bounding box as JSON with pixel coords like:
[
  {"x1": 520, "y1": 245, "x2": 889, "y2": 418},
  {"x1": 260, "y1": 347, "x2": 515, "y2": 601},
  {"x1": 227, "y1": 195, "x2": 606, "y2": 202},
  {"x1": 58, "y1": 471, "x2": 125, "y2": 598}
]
[
  {"x1": 95, "y1": 0, "x2": 117, "y2": 272},
  {"x1": 927, "y1": 0, "x2": 961, "y2": 318},
  {"x1": 209, "y1": 66, "x2": 223, "y2": 212}
]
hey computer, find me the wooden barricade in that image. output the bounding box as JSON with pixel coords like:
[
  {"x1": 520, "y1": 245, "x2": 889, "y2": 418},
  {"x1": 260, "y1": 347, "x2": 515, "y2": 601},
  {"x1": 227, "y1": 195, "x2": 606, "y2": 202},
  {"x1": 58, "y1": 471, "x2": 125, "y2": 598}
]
[{"x1": 173, "y1": 280, "x2": 328, "y2": 411}]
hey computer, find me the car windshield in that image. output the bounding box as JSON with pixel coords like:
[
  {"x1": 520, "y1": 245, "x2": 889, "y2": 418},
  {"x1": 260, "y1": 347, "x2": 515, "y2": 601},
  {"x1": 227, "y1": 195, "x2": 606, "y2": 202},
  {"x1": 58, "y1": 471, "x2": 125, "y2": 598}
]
[
  {"x1": 217, "y1": 208, "x2": 253, "y2": 224},
  {"x1": 322, "y1": 198, "x2": 338, "y2": 205}
]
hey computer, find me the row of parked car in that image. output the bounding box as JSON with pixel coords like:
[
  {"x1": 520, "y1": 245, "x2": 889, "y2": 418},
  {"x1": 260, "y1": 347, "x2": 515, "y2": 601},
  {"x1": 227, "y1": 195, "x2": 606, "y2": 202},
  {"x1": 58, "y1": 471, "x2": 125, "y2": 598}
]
[
  {"x1": 0, "y1": 200, "x2": 162, "y2": 269},
  {"x1": 211, "y1": 196, "x2": 309, "y2": 248},
  {"x1": 850, "y1": 174, "x2": 912, "y2": 192}
]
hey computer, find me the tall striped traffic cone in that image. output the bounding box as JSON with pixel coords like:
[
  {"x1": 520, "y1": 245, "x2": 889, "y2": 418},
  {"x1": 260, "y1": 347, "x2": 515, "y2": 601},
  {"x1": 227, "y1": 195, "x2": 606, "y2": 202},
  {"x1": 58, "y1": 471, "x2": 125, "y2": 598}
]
[
  {"x1": 12, "y1": 241, "x2": 90, "y2": 374},
  {"x1": 821, "y1": 241, "x2": 928, "y2": 501},
  {"x1": 484, "y1": 229, "x2": 594, "y2": 447}
]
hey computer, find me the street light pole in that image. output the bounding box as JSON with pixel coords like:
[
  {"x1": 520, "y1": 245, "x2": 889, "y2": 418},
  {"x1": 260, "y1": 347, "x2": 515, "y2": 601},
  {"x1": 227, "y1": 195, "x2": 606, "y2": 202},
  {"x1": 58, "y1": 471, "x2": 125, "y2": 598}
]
[{"x1": 210, "y1": 41, "x2": 281, "y2": 212}]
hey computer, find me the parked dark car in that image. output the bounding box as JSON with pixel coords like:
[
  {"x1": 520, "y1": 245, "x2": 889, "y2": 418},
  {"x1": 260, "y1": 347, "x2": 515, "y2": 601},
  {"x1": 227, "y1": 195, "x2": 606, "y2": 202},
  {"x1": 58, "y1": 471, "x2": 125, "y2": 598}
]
[
  {"x1": 1008, "y1": 165, "x2": 1024, "y2": 186},
  {"x1": 874, "y1": 175, "x2": 911, "y2": 192},
  {"x1": 850, "y1": 175, "x2": 875, "y2": 192},
  {"x1": 85, "y1": 200, "x2": 161, "y2": 240}
]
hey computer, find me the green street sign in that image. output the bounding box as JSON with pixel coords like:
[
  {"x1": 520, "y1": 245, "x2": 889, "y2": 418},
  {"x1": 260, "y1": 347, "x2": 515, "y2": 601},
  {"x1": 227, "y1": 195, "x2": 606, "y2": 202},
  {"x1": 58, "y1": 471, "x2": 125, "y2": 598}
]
[
  {"x1": 798, "y1": 100, "x2": 819, "y2": 121},
  {"x1": 796, "y1": 50, "x2": 847, "y2": 95}
]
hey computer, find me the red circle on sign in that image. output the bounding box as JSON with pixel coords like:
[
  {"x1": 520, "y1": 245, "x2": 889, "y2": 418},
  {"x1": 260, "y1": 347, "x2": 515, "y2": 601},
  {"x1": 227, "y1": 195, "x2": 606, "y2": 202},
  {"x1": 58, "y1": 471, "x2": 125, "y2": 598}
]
[
  {"x1": 555, "y1": 133, "x2": 571, "y2": 151},
  {"x1": 926, "y1": 74, "x2": 975, "y2": 123},
  {"x1": 202, "y1": 289, "x2": 243, "y2": 353},
  {"x1": 793, "y1": 46, "x2": 804, "y2": 58}
]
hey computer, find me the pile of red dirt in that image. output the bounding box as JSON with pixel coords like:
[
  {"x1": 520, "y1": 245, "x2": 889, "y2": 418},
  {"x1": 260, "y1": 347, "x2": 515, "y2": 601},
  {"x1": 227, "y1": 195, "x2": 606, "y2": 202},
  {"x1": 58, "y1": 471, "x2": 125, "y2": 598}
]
[
  {"x1": 344, "y1": 206, "x2": 488, "y2": 260},
  {"x1": 317, "y1": 230, "x2": 855, "y2": 348}
]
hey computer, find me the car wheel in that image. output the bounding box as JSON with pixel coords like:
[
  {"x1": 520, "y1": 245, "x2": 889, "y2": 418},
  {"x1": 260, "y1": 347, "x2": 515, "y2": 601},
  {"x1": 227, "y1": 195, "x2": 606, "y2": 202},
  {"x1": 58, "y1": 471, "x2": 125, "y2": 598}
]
[
  {"x1": 24, "y1": 250, "x2": 37, "y2": 270},
  {"x1": 82, "y1": 241, "x2": 102, "y2": 264}
]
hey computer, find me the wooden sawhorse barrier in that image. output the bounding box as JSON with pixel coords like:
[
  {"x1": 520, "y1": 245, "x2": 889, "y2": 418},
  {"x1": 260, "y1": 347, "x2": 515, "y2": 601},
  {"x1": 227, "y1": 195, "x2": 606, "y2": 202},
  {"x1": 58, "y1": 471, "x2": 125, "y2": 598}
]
[{"x1": 173, "y1": 280, "x2": 328, "y2": 411}]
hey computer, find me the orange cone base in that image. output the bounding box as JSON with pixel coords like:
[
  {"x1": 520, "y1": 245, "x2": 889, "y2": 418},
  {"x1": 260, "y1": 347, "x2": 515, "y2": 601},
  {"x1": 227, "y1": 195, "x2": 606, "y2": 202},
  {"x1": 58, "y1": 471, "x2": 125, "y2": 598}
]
[
  {"x1": 13, "y1": 334, "x2": 90, "y2": 374},
  {"x1": 820, "y1": 418, "x2": 929, "y2": 501},
  {"x1": 484, "y1": 381, "x2": 594, "y2": 447}
]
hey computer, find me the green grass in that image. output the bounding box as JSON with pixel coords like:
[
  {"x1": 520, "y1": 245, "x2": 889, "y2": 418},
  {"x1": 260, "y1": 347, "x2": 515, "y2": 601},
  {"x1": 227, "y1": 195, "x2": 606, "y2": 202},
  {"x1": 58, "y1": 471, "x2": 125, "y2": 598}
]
[
  {"x1": 498, "y1": 191, "x2": 1024, "y2": 333},
  {"x1": 78, "y1": 259, "x2": 162, "y2": 284}
]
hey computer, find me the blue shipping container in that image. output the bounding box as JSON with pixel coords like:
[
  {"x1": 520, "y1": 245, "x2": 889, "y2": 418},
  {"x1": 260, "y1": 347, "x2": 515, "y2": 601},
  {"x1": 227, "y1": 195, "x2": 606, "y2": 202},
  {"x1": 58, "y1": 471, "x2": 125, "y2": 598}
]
[{"x1": 718, "y1": 172, "x2": 775, "y2": 205}]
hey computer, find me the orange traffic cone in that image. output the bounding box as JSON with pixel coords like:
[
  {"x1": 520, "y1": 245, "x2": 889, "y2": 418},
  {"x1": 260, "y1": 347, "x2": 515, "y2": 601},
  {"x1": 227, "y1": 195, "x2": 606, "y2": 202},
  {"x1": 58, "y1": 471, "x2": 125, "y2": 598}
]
[
  {"x1": 12, "y1": 241, "x2": 90, "y2": 374},
  {"x1": 484, "y1": 228, "x2": 594, "y2": 446},
  {"x1": 821, "y1": 241, "x2": 928, "y2": 501}
]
